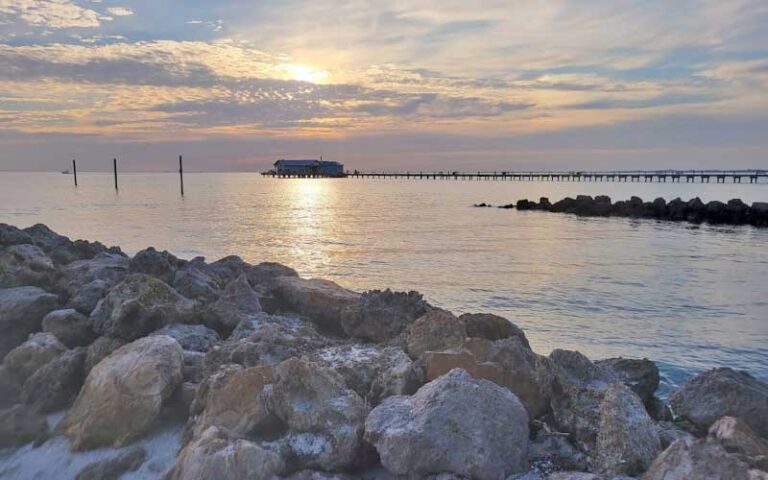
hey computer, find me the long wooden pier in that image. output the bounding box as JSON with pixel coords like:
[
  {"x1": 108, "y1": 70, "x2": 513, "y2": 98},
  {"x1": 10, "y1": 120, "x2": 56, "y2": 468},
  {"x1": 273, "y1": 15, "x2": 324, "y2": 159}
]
[{"x1": 336, "y1": 169, "x2": 767, "y2": 184}]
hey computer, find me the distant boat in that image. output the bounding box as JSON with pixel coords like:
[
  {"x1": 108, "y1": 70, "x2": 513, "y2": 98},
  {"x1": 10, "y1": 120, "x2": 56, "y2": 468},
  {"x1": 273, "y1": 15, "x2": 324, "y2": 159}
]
[{"x1": 61, "y1": 169, "x2": 70, "y2": 174}]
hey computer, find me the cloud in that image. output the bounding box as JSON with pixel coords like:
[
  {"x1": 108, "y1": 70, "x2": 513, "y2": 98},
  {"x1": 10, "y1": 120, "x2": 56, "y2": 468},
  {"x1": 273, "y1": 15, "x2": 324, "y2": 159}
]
[
  {"x1": 105, "y1": 7, "x2": 132, "y2": 16},
  {"x1": 0, "y1": 0, "x2": 101, "y2": 29}
]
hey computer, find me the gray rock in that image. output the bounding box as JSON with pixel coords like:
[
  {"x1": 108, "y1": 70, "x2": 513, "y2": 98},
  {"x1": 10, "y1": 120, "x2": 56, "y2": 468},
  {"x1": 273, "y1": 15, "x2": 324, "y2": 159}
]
[
  {"x1": 57, "y1": 252, "x2": 129, "y2": 314},
  {"x1": 57, "y1": 335, "x2": 183, "y2": 450},
  {"x1": 0, "y1": 223, "x2": 33, "y2": 246},
  {"x1": 150, "y1": 324, "x2": 220, "y2": 352},
  {"x1": 172, "y1": 257, "x2": 222, "y2": 304},
  {"x1": 340, "y1": 289, "x2": 429, "y2": 342},
  {"x1": 21, "y1": 346, "x2": 87, "y2": 412},
  {"x1": 0, "y1": 243, "x2": 56, "y2": 289},
  {"x1": 89, "y1": 274, "x2": 197, "y2": 341},
  {"x1": 42, "y1": 308, "x2": 96, "y2": 348},
  {"x1": 0, "y1": 286, "x2": 59, "y2": 357},
  {"x1": 642, "y1": 437, "x2": 761, "y2": 480},
  {"x1": 3, "y1": 332, "x2": 66, "y2": 381},
  {"x1": 528, "y1": 432, "x2": 590, "y2": 472},
  {"x1": 274, "y1": 276, "x2": 360, "y2": 334},
  {"x1": 84, "y1": 336, "x2": 126, "y2": 373},
  {"x1": 596, "y1": 358, "x2": 659, "y2": 403},
  {"x1": 202, "y1": 274, "x2": 262, "y2": 334},
  {"x1": 669, "y1": 368, "x2": 768, "y2": 437},
  {"x1": 365, "y1": 368, "x2": 529, "y2": 480},
  {"x1": 460, "y1": 312, "x2": 530, "y2": 347},
  {"x1": 0, "y1": 403, "x2": 49, "y2": 447},
  {"x1": 596, "y1": 383, "x2": 661, "y2": 476},
  {"x1": 708, "y1": 416, "x2": 768, "y2": 468},
  {"x1": 75, "y1": 445, "x2": 146, "y2": 480},
  {"x1": 129, "y1": 247, "x2": 183, "y2": 284},
  {"x1": 0, "y1": 365, "x2": 21, "y2": 408},
  {"x1": 406, "y1": 309, "x2": 466, "y2": 359},
  {"x1": 21, "y1": 223, "x2": 70, "y2": 253},
  {"x1": 285, "y1": 472, "x2": 354, "y2": 480},
  {"x1": 182, "y1": 350, "x2": 205, "y2": 383}
]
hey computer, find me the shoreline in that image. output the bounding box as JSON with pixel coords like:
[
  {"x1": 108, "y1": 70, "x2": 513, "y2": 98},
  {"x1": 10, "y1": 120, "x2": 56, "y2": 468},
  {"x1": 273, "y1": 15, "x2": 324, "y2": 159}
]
[{"x1": 1, "y1": 222, "x2": 767, "y2": 479}]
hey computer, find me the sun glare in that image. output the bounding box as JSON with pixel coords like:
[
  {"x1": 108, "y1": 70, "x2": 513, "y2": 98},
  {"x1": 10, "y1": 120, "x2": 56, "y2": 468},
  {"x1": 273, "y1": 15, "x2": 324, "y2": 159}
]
[{"x1": 281, "y1": 63, "x2": 330, "y2": 83}]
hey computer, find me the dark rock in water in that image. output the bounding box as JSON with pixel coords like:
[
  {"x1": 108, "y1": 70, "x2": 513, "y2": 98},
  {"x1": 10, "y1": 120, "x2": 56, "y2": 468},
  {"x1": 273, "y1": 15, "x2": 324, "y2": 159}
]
[
  {"x1": 0, "y1": 403, "x2": 49, "y2": 447},
  {"x1": 516, "y1": 199, "x2": 538, "y2": 210},
  {"x1": 595, "y1": 357, "x2": 659, "y2": 403},
  {"x1": 3, "y1": 332, "x2": 66, "y2": 382},
  {"x1": 365, "y1": 368, "x2": 529, "y2": 479},
  {"x1": 84, "y1": 336, "x2": 126, "y2": 373},
  {"x1": 473, "y1": 202, "x2": 492, "y2": 207},
  {"x1": 21, "y1": 346, "x2": 87, "y2": 412},
  {"x1": 75, "y1": 446, "x2": 146, "y2": 480},
  {"x1": 129, "y1": 246, "x2": 185, "y2": 284},
  {"x1": 340, "y1": 289, "x2": 430, "y2": 342},
  {"x1": 202, "y1": 275, "x2": 262, "y2": 335},
  {"x1": 0, "y1": 223, "x2": 33, "y2": 246},
  {"x1": 406, "y1": 308, "x2": 466, "y2": 360},
  {"x1": 643, "y1": 437, "x2": 760, "y2": 480},
  {"x1": 150, "y1": 324, "x2": 220, "y2": 353},
  {"x1": 0, "y1": 286, "x2": 59, "y2": 357},
  {"x1": 460, "y1": 312, "x2": 530, "y2": 346},
  {"x1": 0, "y1": 365, "x2": 21, "y2": 408},
  {"x1": 89, "y1": 274, "x2": 198, "y2": 341},
  {"x1": 42, "y1": 308, "x2": 96, "y2": 348},
  {"x1": 669, "y1": 367, "x2": 768, "y2": 437},
  {"x1": 0, "y1": 244, "x2": 56, "y2": 289}
]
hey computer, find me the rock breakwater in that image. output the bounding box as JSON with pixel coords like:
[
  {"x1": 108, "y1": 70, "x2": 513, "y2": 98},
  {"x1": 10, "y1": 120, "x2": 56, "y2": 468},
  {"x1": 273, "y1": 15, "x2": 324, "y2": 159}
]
[{"x1": 1, "y1": 222, "x2": 767, "y2": 479}]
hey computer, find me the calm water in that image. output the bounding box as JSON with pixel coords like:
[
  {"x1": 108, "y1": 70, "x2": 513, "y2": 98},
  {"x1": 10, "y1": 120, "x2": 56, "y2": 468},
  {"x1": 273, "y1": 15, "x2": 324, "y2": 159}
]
[{"x1": 2, "y1": 172, "x2": 767, "y2": 390}]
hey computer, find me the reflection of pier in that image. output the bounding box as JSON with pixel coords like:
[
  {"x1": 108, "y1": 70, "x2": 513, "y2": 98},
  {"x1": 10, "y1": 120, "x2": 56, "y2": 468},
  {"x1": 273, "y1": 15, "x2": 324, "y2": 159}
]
[{"x1": 342, "y1": 170, "x2": 768, "y2": 184}]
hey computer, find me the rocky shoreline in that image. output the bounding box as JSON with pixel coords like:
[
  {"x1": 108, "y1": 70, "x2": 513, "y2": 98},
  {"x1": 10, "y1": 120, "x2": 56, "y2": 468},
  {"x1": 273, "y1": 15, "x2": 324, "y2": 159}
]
[
  {"x1": 1, "y1": 222, "x2": 768, "y2": 479},
  {"x1": 475, "y1": 196, "x2": 768, "y2": 227}
]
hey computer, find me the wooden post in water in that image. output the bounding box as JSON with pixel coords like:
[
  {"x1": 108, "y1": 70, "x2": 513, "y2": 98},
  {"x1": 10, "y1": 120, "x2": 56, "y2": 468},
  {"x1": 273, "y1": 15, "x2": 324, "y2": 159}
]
[
  {"x1": 72, "y1": 159, "x2": 78, "y2": 187},
  {"x1": 179, "y1": 155, "x2": 184, "y2": 196},
  {"x1": 113, "y1": 158, "x2": 118, "y2": 191}
]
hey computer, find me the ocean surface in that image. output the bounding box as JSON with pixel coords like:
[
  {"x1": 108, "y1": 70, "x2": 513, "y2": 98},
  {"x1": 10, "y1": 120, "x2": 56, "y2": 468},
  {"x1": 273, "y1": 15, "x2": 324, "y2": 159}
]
[{"x1": 1, "y1": 172, "x2": 767, "y2": 392}]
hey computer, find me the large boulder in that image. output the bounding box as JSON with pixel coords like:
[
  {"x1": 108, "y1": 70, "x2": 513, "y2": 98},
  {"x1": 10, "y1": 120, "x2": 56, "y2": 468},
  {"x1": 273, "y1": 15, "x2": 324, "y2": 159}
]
[
  {"x1": 150, "y1": 324, "x2": 220, "y2": 353},
  {"x1": 42, "y1": 308, "x2": 96, "y2": 348},
  {"x1": 89, "y1": 274, "x2": 197, "y2": 341},
  {"x1": 0, "y1": 286, "x2": 59, "y2": 357},
  {"x1": 406, "y1": 309, "x2": 466, "y2": 359},
  {"x1": 459, "y1": 312, "x2": 530, "y2": 347},
  {"x1": 57, "y1": 335, "x2": 183, "y2": 450},
  {"x1": 57, "y1": 252, "x2": 129, "y2": 314},
  {"x1": 0, "y1": 403, "x2": 49, "y2": 447},
  {"x1": 596, "y1": 357, "x2": 659, "y2": 403},
  {"x1": 0, "y1": 223, "x2": 32, "y2": 246},
  {"x1": 669, "y1": 368, "x2": 768, "y2": 437},
  {"x1": 21, "y1": 346, "x2": 87, "y2": 412},
  {"x1": 171, "y1": 257, "x2": 222, "y2": 305},
  {"x1": 596, "y1": 383, "x2": 661, "y2": 476},
  {"x1": 202, "y1": 275, "x2": 262, "y2": 334},
  {"x1": 365, "y1": 368, "x2": 529, "y2": 479},
  {"x1": 129, "y1": 247, "x2": 184, "y2": 284},
  {"x1": 709, "y1": 416, "x2": 768, "y2": 469},
  {"x1": 642, "y1": 437, "x2": 765, "y2": 480},
  {"x1": 0, "y1": 243, "x2": 56, "y2": 289},
  {"x1": 21, "y1": 223, "x2": 69, "y2": 253},
  {"x1": 274, "y1": 277, "x2": 360, "y2": 333},
  {"x1": 340, "y1": 289, "x2": 430, "y2": 342},
  {"x1": 422, "y1": 336, "x2": 550, "y2": 418},
  {"x1": 75, "y1": 446, "x2": 146, "y2": 480},
  {"x1": 3, "y1": 332, "x2": 66, "y2": 381},
  {"x1": 166, "y1": 426, "x2": 285, "y2": 480},
  {"x1": 84, "y1": 336, "x2": 126, "y2": 373},
  {"x1": 270, "y1": 358, "x2": 369, "y2": 471}
]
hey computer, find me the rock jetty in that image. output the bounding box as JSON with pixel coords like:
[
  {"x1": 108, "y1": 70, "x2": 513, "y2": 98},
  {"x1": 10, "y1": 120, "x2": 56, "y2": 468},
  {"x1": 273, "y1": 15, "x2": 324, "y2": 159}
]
[
  {"x1": 486, "y1": 196, "x2": 768, "y2": 227},
  {"x1": 1, "y1": 222, "x2": 767, "y2": 479}
]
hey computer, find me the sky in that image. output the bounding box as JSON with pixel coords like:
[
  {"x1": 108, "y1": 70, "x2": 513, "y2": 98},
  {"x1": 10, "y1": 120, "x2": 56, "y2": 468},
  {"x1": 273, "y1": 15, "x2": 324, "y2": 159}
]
[{"x1": 0, "y1": 0, "x2": 767, "y2": 172}]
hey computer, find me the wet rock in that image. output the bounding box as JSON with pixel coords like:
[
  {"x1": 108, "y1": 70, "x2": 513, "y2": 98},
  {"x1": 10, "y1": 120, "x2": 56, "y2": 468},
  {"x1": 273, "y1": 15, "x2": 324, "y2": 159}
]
[
  {"x1": 595, "y1": 358, "x2": 659, "y2": 403},
  {"x1": 460, "y1": 312, "x2": 530, "y2": 346},
  {"x1": 274, "y1": 277, "x2": 360, "y2": 334},
  {"x1": 57, "y1": 335, "x2": 183, "y2": 450},
  {"x1": 365, "y1": 368, "x2": 529, "y2": 480},
  {"x1": 0, "y1": 403, "x2": 49, "y2": 448},
  {"x1": 0, "y1": 223, "x2": 33, "y2": 246},
  {"x1": 406, "y1": 309, "x2": 466, "y2": 359},
  {"x1": 270, "y1": 358, "x2": 368, "y2": 471},
  {"x1": 642, "y1": 437, "x2": 761, "y2": 480},
  {"x1": 21, "y1": 346, "x2": 87, "y2": 412},
  {"x1": 340, "y1": 289, "x2": 430, "y2": 342},
  {"x1": 3, "y1": 332, "x2": 66, "y2": 381},
  {"x1": 75, "y1": 445, "x2": 146, "y2": 480},
  {"x1": 89, "y1": 273, "x2": 198, "y2": 341},
  {"x1": 58, "y1": 252, "x2": 130, "y2": 315},
  {"x1": 307, "y1": 343, "x2": 421, "y2": 404},
  {"x1": 669, "y1": 368, "x2": 768, "y2": 437},
  {"x1": 129, "y1": 247, "x2": 184, "y2": 284},
  {"x1": 596, "y1": 383, "x2": 661, "y2": 476},
  {"x1": 709, "y1": 416, "x2": 768, "y2": 466},
  {"x1": 172, "y1": 257, "x2": 222, "y2": 304},
  {"x1": 202, "y1": 275, "x2": 262, "y2": 334},
  {"x1": 150, "y1": 324, "x2": 220, "y2": 353},
  {"x1": 42, "y1": 308, "x2": 96, "y2": 348},
  {"x1": 84, "y1": 336, "x2": 126, "y2": 373},
  {"x1": 0, "y1": 243, "x2": 56, "y2": 289},
  {"x1": 0, "y1": 286, "x2": 59, "y2": 357},
  {"x1": 0, "y1": 365, "x2": 21, "y2": 408}
]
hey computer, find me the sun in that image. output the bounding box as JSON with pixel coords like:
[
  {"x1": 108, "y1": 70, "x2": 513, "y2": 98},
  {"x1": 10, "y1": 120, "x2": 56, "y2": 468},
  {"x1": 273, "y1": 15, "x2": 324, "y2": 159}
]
[{"x1": 281, "y1": 63, "x2": 330, "y2": 84}]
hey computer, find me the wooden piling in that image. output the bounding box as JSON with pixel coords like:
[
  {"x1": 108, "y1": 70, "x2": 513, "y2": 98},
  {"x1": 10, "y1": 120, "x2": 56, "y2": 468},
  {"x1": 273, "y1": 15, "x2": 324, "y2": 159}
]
[
  {"x1": 179, "y1": 155, "x2": 184, "y2": 196},
  {"x1": 72, "y1": 159, "x2": 78, "y2": 187},
  {"x1": 113, "y1": 158, "x2": 118, "y2": 191}
]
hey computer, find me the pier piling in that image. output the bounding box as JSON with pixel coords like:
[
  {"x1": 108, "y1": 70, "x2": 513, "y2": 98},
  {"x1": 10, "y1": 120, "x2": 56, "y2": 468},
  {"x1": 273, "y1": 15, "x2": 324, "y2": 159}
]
[
  {"x1": 72, "y1": 159, "x2": 77, "y2": 187},
  {"x1": 179, "y1": 155, "x2": 184, "y2": 196},
  {"x1": 113, "y1": 158, "x2": 118, "y2": 191}
]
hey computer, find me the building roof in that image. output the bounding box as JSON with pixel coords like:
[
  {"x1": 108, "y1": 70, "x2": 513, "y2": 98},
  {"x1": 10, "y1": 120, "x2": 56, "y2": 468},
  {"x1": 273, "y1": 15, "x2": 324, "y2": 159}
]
[{"x1": 274, "y1": 159, "x2": 320, "y2": 166}]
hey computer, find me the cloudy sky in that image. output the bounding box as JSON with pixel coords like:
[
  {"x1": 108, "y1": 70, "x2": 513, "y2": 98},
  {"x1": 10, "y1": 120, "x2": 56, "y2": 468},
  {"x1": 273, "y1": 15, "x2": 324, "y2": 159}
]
[{"x1": 1, "y1": 0, "x2": 767, "y2": 171}]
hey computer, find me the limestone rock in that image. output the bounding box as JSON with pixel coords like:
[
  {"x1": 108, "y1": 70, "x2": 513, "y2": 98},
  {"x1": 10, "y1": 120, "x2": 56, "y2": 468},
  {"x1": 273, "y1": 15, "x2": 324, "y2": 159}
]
[
  {"x1": 459, "y1": 312, "x2": 530, "y2": 347},
  {"x1": 203, "y1": 274, "x2": 262, "y2": 334},
  {"x1": 150, "y1": 324, "x2": 220, "y2": 353},
  {"x1": 0, "y1": 286, "x2": 59, "y2": 357},
  {"x1": 0, "y1": 223, "x2": 32, "y2": 246},
  {"x1": 0, "y1": 403, "x2": 49, "y2": 448},
  {"x1": 42, "y1": 308, "x2": 96, "y2": 348},
  {"x1": 528, "y1": 431, "x2": 590, "y2": 473},
  {"x1": 596, "y1": 383, "x2": 661, "y2": 476},
  {"x1": 84, "y1": 336, "x2": 126, "y2": 373},
  {"x1": 3, "y1": 332, "x2": 66, "y2": 381},
  {"x1": 365, "y1": 368, "x2": 529, "y2": 480},
  {"x1": 0, "y1": 365, "x2": 21, "y2": 408},
  {"x1": 75, "y1": 446, "x2": 146, "y2": 480},
  {"x1": 406, "y1": 309, "x2": 466, "y2": 359},
  {"x1": 21, "y1": 346, "x2": 87, "y2": 412},
  {"x1": 274, "y1": 277, "x2": 360, "y2": 333},
  {"x1": 340, "y1": 289, "x2": 429, "y2": 342},
  {"x1": 172, "y1": 257, "x2": 222, "y2": 304},
  {"x1": 0, "y1": 243, "x2": 56, "y2": 289},
  {"x1": 642, "y1": 437, "x2": 761, "y2": 480},
  {"x1": 57, "y1": 252, "x2": 129, "y2": 314},
  {"x1": 709, "y1": 416, "x2": 768, "y2": 467},
  {"x1": 57, "y1": 335, "x2": 183, "y2": 450},
  {"x1": 596, "y1": 358, "x2": 659, "y2": 403},
  {"x1": 129, "y1": 247, "x2": 184, "y2": 284},
  {"x1": 89, "y1": 273, "x2": 197, "y2": 341},
  {"x1": 669, "y1": 368, "x2": 768, "y2": 437},
  {"x1": 166, "y1": 426, "x2": 285, "y2": 480}
]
